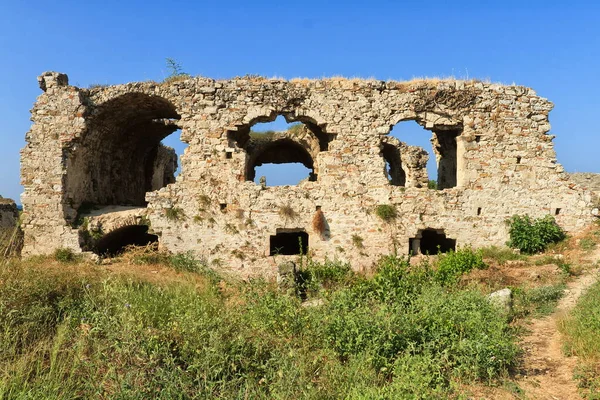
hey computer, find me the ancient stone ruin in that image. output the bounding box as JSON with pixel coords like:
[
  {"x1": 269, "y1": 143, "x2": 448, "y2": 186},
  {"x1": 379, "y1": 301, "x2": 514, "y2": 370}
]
[
  {"x1": 0, "y1": 197, "x2": 18, "y2": 229},
  {"x1": 20, "y1": 71, "x2": 599, "y2": 276}
]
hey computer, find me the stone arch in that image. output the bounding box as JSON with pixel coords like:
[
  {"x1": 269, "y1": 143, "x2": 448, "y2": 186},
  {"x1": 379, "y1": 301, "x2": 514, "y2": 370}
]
[
  {"x1": 384, "y1": 114, "x2": 463, "y2": 190},
  {"x1": 228, "y1": 110, "x2": 335, "y2": 151},
  {"x1": 63, "y1": 92, "x2": 182, "y2": 219},
  {"x1": 246, "y1": 138, "x2": 316, "y2": 183}
]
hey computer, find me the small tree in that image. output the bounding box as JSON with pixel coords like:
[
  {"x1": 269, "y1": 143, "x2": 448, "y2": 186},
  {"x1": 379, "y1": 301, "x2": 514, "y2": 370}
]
[{"x1": 164, "y1": 58, "x2": 190, "y2": 82}]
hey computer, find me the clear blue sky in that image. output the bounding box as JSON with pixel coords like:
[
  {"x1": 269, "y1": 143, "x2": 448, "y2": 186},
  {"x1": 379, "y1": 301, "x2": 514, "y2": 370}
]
[{"x1": 1, "y1": 1, "x2": 599, "y2": 201}]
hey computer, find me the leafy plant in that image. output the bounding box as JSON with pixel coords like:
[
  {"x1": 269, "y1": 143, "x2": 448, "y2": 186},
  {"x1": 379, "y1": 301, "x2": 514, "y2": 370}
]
[
  {"x1": 375, "y1": 204, "x2": 397, "y2": 222},
  {"x1": 53, "y1": 248, "x2": 79, "y2": 263},
  {"x1": 435, "y1": 246, "x2": 487, "y2": 285},
  {"x1": 507, "y1": 214, "x2": 566, "y2": 254},
  {"x1": 427, "y1": 180, "x2": 437, "y2": 189}
]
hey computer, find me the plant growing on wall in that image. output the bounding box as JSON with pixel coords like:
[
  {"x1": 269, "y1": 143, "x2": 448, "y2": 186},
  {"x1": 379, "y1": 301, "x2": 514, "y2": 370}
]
[
  {"x1": 375, "y1": 204, "x2": 397, "y2": 223},
  {"x1": 279, "y1": 205, "x2": 298, "y2": 220},
  {"x1": 164, "y1": 58, "x2": 191, "y2": 83}
]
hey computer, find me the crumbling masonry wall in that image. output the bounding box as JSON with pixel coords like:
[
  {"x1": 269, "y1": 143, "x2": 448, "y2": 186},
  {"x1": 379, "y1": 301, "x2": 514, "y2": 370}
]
[{"x1": 20, "y1": 71, "x2": 598, "y2": 277}]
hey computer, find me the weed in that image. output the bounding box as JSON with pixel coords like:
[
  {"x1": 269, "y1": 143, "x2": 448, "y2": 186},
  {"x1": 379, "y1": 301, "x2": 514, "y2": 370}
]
[
  {"x1": 480, "y1": 246, "x2": 526, "y2": 265},
  {"x1": 352, "y1": 234, "x2": 364, "y2": 249},
  {"x1": 580, "y1": 237, "x2": 597, "y2": 251},
  {"x1": 224, "y1": 223, "x2": 239, "y2": 234},
  {"x1": 165, "y1": 207, "x2": 185, "y2": 221},
  {"x1": 279, "y1": 204, "x2": 298, "y2": 220},
  {"x1": 375, "y1": 204, "x2": 397, "y2": 222},
  {"x1": 512, "y1": 284, "x2": 565, "y2": 318},
  {"x1": 53, "y1": 248, "x2": 79, "y2": 263}
]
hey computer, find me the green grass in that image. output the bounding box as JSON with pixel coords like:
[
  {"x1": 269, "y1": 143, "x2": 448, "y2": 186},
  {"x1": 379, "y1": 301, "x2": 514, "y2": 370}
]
[
  {"x1": 0, "y1": 254, "x2": 520, "y2": 399},
  {"x1": 560, "y1": 280, "x2": 600, "y2": 398},
  {"x1": 511, "y1": 284, "x2": 565, "y2": 318},
  {"x1": 480, "y1": 246, "x2": 527, "y2": 265}
]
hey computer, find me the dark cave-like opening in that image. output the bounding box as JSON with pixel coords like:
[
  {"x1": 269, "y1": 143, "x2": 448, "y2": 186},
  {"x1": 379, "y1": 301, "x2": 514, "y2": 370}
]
[
  {"x1": 94, "y1": 225, "x2": 158, "y2": 256},
  {"x1": 270, "y1": 230, "x2": 309, "y2": 256},
  {"x1": 409, "y1": 229, "x2": 456, "y2": 255}
]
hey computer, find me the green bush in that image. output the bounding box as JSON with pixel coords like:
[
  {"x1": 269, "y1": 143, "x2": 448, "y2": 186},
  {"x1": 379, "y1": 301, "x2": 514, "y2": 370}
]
[
  {"x1": 53, "y1": 248, "x2": 79, "y2": 263},
  {"x1": 507, "y1": 215, "x2": 566, "y2": 254},
  {"x1": 435, "y1": 247, "x2": 487, "y2": 285}
]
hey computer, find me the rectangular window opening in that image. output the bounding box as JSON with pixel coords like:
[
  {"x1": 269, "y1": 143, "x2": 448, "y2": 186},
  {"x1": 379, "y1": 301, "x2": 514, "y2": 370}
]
[{"x1": 269, "y1": 230, "x2": 309, "y2": 256}]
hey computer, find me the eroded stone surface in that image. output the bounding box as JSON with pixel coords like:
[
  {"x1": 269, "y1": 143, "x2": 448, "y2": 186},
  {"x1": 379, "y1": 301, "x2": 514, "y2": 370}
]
[
  {"x1": 20, "y1": 72, "x2": 598, "y2": 277},
  {"x1": 0, "y1": 197, "x2": 18, "y2": 229}
]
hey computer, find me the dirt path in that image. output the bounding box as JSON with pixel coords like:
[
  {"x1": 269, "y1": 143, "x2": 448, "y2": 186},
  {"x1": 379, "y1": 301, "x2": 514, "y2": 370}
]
[{"x1": 517, "y1": 265, "x2": 599, "y2": 399}]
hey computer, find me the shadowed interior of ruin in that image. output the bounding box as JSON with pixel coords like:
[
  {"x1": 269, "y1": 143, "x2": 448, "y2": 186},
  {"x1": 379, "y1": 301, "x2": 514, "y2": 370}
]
[
  {"x1": 94, "y1": 225, "x2": 158, "y2": 256},
  {"x1": 64, "y1": 93, "x2": 181, "y2": 213},
  {"x1": 409, "y1": 229, "x2": 456, "y2": 255},
  {"x1": 434, "y1": 129, "x2": 461, "y2": 190},
  {"x1": 382, "y1": 142, "x2": 407, "y2": 186},
  {"x1": 246, "y1": 139, "x2": 316, "y2": 182},
  {"x1": 270, "y1": 230, "x2": 309, "y2": 255}
]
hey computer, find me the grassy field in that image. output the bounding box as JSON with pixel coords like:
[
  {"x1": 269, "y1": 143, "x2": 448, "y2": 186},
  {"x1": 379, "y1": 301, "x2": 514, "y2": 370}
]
[
  {"x1": 0, "y1": 227, "x2": 594, "y2": 399},
  {"x1": 0, "y1": 247, "x2": 525, "y2": 399}
]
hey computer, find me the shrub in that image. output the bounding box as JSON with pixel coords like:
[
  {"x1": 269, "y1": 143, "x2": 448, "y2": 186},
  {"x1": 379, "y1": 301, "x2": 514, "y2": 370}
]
[
  {"x1": 53, "y1": 248, "x2": 79, "y2": 263},
  {"x1": 507, "y1": 214, "x2": 566, "y2": 254},
  {"x1": 435, "y1": 247, "x2": 487, "y2": 285},
  {"x1": 375, "y1": 204, "x2": 397, "y2": 222},
  {"x1": 298, "y1": 259, "x2": 355, "y2": 295},
  {"x1": 427, "y1": 180, "x2": 437, "y2": 189}
]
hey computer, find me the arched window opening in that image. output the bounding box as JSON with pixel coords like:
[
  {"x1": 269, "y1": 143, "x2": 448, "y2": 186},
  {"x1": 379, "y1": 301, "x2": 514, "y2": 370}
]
[
  {"x1": 247, "y1": 139, "x2": 316, "y2": 186},
  {"x1": 228, "y1": 114, "x2": 335, "y2": 152},
  {"x1": 387, "y1": 121, "x2": 461, "y2": 190},
  {"x1": 409, "y1": 228, "x2": 456, "y2": 255},
  {"x1": 94, "y1": 225, "x2": 158, "y2": 256},
  {"x1": 64, "y1": 94, "x2": 183, "y2": 223},
  {"x1": 270, "y1": 229, "x2": 309, "y2": 256},
  {"x1": 232, "y1": 115, "x2": 325, "y2": 186}
]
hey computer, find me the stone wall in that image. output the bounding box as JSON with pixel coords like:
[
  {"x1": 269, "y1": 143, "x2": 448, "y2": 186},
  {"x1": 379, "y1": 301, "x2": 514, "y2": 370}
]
[
  {"x1": 0, "y1": 197, "x2": 18, "y2": 229},
  {"x1": 20, "y1": 72, "x2": 598, "y2": 277}
]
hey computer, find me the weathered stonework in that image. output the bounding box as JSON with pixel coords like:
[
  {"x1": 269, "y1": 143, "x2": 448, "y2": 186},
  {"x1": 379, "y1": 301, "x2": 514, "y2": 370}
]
[
  {"x1": 20, "y1": 71, "x2": 598, "y2": 277},
  {"x1": 0, "y1": 197, "x2": 18, "y2": 229}
]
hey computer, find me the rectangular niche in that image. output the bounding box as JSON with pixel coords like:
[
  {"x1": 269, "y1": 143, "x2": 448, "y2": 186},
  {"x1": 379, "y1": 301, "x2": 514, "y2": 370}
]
[{"x1": 269, "y1": 230, "x2": 309, "y2": 256}]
